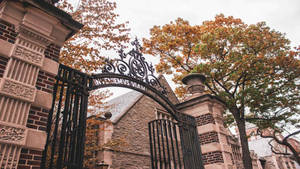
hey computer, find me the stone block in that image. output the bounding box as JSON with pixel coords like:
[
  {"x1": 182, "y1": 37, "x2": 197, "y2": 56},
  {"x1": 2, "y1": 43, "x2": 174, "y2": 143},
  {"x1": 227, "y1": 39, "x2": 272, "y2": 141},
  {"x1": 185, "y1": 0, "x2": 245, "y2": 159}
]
[
  {"x1": 201, "y1": 142, "x2": 222, "y2": 154},
  {"x1": 40, "y1": 57, "x2": 59, "y2": 75},
  {"x1": 197, "y1": 123, "x2": 217, "y2": 134},
  {"x1": 205, "y1": 164, "x2": 226, "y2": 169},
  {"x1": 33, "y1": 90, "x2": 52, "y2": 110},
  {"x1": 0, "y1": 39, "x2": 13, "y2": 56},
  {"x1": 24, "y1": 128, "x2": 46, "y2": 150}
]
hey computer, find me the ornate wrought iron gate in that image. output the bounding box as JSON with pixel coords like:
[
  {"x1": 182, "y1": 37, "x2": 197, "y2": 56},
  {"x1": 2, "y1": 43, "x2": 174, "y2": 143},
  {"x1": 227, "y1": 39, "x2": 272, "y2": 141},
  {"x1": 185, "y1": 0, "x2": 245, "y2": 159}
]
[{"x1": 40, "y1": 39, "x2": 204, "y2": 169}]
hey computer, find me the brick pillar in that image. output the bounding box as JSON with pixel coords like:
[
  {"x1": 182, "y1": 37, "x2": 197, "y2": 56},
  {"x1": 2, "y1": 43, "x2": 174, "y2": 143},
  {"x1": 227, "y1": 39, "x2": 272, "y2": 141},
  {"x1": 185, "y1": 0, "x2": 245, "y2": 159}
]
[
  {"x1": 0, "y1": 1, "x2": 82, "y2": 169},
  {"x1": 176, "y1": 73, "x2": 236, "y2": 169}
]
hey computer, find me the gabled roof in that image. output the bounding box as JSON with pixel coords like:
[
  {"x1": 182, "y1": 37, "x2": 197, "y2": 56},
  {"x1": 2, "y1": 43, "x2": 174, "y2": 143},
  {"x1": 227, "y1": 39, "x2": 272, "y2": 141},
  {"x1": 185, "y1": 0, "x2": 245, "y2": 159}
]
[
  {"x1": 104, "y1": 75, "x2": 179, "y2": 124},
  {"x1": 106, "y1": 90, "x2": 143, "y2": 123}
]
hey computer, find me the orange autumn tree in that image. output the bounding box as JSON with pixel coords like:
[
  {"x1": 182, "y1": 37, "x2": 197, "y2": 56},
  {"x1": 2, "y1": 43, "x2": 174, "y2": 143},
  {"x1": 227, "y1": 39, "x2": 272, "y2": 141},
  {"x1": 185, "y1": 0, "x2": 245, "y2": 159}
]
[
  {"x1": 57, "y1": 0, "x2": 130, "y2": 72},
  {"x1": 143, "y1": 14, "x2": 300, "y2": 169}
]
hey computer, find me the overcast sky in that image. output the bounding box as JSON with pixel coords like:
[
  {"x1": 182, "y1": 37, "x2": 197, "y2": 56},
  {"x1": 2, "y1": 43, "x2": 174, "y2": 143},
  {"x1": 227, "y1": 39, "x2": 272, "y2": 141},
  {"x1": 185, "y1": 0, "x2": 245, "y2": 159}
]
[
  {"x1": 103, "y1": 0, "x2": 299, "y2": 96},
  {"x1": 69, "y1": 0, "x2": 300, "y2": 138},
  {"x1": 114, "y1": 0, "x2": 300, "y2": 47},
  {"x1": 70, "y1": 0, "x2": 300, "y2": 85}
]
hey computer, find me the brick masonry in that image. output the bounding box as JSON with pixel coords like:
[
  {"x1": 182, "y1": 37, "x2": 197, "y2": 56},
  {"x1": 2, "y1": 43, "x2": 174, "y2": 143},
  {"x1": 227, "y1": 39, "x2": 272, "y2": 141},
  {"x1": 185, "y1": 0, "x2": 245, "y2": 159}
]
[
  {"x1": 0, "y1": 55, "x2": 8, "y2": 77},
  {"x1": 36, "y1": 70, "x2": 56, "y2": 94},
  {"x1": 202, "y1": 151, "x2": 224, "y2": 165},
  {"x1": 18, "y1": 148, "x2": 43, "y2": 169},
  {"x1": 44, "y1": 44, "x2": 61, "y2": 62},
  {"x1": 0, "y1": 19, "x2": 17, "y2": 44},
  {"x1": 195, "y1": 113, "x2": 215, "y2": 126},
  {"x1": 199, "y1": 132, "x2": 219, "y2": 145},
  {"x1": 26, "y1": 106, "x2": 48, "y2": 131}
]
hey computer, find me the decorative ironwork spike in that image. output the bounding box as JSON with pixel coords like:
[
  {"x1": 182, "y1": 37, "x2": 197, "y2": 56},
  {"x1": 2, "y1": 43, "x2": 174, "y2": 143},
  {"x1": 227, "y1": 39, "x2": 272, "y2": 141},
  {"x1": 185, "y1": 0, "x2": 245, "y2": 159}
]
[
  {"x1": 131, "y1": 37, "x2": 142, "y2": 51},
  {"x1": 101, "y1": 38, "x2": 167, "y2": 95}
]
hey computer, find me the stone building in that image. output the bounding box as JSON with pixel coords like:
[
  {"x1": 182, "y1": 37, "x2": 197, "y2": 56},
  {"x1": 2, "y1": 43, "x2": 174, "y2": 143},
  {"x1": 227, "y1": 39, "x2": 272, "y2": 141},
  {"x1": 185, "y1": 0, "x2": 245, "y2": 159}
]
[
  {"x1": 95, "y1": 73, "x2": 299, "y2": 169},
  {"x1": 96, "y1": 76, "x2": 179, "y2": 169},
  {"x1": 0, "y1": 0, "x2": 82, "y2": 168},
  {"x1": 246, "y1": 124, "x2": 300, "y2": 169},
  {"x1": 96, "y1": 74, "x2": 245, "y2": 169}
]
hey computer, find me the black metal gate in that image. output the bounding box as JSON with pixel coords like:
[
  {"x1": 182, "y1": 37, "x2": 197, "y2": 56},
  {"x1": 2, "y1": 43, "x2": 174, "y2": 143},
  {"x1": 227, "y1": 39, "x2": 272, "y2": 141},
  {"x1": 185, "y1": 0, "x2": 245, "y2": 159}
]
[
  {"x1": 149, "y1": 115, "x2": 204, "y2": 169},
  {"x1": 149, "y1": 119, "x2": 183, "y2": 169},
  {"x1": 40, "y1": 39, "x2": 204, "y2": 169},
  {"x1": 40, "y1": 65, "x2": 91, "y2": 169}
]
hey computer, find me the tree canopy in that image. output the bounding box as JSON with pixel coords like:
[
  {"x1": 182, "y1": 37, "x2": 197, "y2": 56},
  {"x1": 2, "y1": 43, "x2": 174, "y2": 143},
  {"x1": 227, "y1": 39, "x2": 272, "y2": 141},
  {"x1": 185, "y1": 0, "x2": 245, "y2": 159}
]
[
  {"x1": 57, "y1": 0, "x2": 130, "y2": 72},
  {"x1": 143, "y1": 14, "x2": 300, "y2": 169}
]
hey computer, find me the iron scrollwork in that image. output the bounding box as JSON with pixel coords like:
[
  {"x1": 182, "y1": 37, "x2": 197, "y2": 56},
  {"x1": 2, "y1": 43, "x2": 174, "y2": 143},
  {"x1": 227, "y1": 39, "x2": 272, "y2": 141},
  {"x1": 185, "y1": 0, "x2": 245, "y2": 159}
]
[{"x1": 102, "y1": 38, "x2": 167, "y2": 95}]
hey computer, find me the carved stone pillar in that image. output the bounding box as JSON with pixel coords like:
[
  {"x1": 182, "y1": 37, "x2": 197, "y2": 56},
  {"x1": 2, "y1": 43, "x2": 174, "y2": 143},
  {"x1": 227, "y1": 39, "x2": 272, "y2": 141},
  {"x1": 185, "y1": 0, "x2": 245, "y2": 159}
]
[
  {"x1": 0, "y1": 1, "x2": 82, "y2": 168},
  {"x1": 176, "y1": 73, "x2": 237, "y2": 169}
]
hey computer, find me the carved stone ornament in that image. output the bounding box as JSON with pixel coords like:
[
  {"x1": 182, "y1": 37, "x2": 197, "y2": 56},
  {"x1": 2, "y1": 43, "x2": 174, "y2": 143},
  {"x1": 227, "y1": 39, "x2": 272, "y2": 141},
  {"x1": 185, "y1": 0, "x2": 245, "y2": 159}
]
[
  {"x1": 13, "y1": 45, "x2": 44, "y2": 67},
  {"x1": 17, "y1": 26, "x2": 52, "y2": 46},
  {"x1": 0, "y1": 124, "x2": 26, "y2": 142},
  {"x1": 0, "y1": 78, "x2": 36, "y2": 102}
]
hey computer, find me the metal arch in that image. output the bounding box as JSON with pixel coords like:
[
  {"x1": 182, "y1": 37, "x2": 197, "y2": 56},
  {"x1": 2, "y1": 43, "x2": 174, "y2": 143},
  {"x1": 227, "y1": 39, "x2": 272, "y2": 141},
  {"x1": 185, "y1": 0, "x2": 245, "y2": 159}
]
[
  {"x1": 89, "y1": 38, "x2": 181, "y2": 122},
  {"x1": 90, "y1": 73, "x2": 180, "y2": 121}
]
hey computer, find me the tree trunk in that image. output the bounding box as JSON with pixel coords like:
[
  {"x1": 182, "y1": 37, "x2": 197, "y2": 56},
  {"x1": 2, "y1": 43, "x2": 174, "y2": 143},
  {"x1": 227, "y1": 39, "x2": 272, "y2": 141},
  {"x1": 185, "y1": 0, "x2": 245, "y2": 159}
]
[
  {"x1": 236, "y1": 119, "x2": 253, "y2": 169},
  {"x1": 286, "y1": 141, "x2": 300, "y2": 165}
]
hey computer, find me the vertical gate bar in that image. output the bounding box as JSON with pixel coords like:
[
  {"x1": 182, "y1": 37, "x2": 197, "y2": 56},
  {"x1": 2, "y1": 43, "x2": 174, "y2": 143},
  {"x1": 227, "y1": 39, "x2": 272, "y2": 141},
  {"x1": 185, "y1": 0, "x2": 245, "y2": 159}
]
[
  {"x1": 173, "y1": 122, "x2": 182, "y2": 169},
  {"x1": 41, "y1": 66, "x2": 61, "y2": 169},
  {"x1": 69, "y1": 90, "x2": 80, "y2": 167},
  {"x1": 192, "y1": 124, "x2": 204, "y2": 168},
  {"x1": 149, "y1": 122, "x2": 155, "y2": 169},
  {"x1": 57, "y1": 70, "x2": 74, "y2": 169},
  {"x1": 159, "y1": 120, "x2": 167, "y2": 168},
  {"x1": 167, "y1": 120, "x2": 177, "y2": 169},
  {"x1": 178, "y1": 126, "x2": 188, "y2": 169},
  {"x1": 76, "y1": 94, "x2": 83, "y2": 167},
  {"x1": 186, "y1": 125, "x2": 196, "y2": 169},
  {"x1": 163, "y1": 120, "x2": 172, "y2": 169},
  {"x1": 49, "y1": 69, "x2": 67, "y2": 169},
  {"x1": 77, "y1": 75, "x2": 89, "y2": 169},
  {"x1": 64, "y1": 91, "x2": 74, "y2": 166},
  {"x1": 156, "y1": 120, "x2": 162, "y2": 169},
  {"x1": 152, "y1": 121, "x2": 158, "y2": 169}
]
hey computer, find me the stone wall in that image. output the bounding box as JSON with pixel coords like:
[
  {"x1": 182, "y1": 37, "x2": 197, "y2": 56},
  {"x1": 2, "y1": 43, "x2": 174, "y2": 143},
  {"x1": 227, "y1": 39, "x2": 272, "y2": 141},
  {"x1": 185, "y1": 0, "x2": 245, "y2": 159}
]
[
  {"x1": 0, "y1": 55, "x2": 8, "y2": 77},
  {"x1": 44, "y1": 44, "x2": 60, "y2": 62},
  {"x1": 18, "y1": 148, "x2": 43, "y2": 169},
  {"x1": 177, "y1": 93, "x2": 237, "y2": 169},
  {"x1": 109, "y1": 95, "x2": 159, "y2": 169},
  {"x1": 199, "y1": 132, "x2": 219, "y2": 145},
  {"x1": 0, "y1": 19, "x2": 17, "y2": 44},
  {"x1": 202, "y1": 151, "x2": 224, "y2": 165},
  {"x1": 26, "y1": 106, "x2": 49, "y2": 132},
  {"x1": 0, "y1": 1, "x2": 81, "y2": 169},
  {"x1": 35, "y1": 70, "x2": 56, "y2": 94},
  {"x1": 196, "y1": 113, "x2": 215, "y2": 126}
]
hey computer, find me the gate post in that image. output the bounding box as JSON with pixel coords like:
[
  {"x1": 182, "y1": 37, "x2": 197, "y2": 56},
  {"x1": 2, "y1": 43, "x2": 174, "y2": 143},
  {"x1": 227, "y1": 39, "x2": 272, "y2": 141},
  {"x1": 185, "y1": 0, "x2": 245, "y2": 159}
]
[
  {"x1": 0, "y1": 1, "x2": 82, "y2": 168},
  {"x1": 176, "y1": 74, "x2": 236, "y2": 169}
]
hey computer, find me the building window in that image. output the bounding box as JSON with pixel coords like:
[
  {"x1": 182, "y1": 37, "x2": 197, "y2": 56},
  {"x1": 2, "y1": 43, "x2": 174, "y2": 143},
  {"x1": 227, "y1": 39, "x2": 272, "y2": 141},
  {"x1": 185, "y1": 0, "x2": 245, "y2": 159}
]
[{"x1": 155, "y1": 108, "x2": 175, "y2": 121}]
